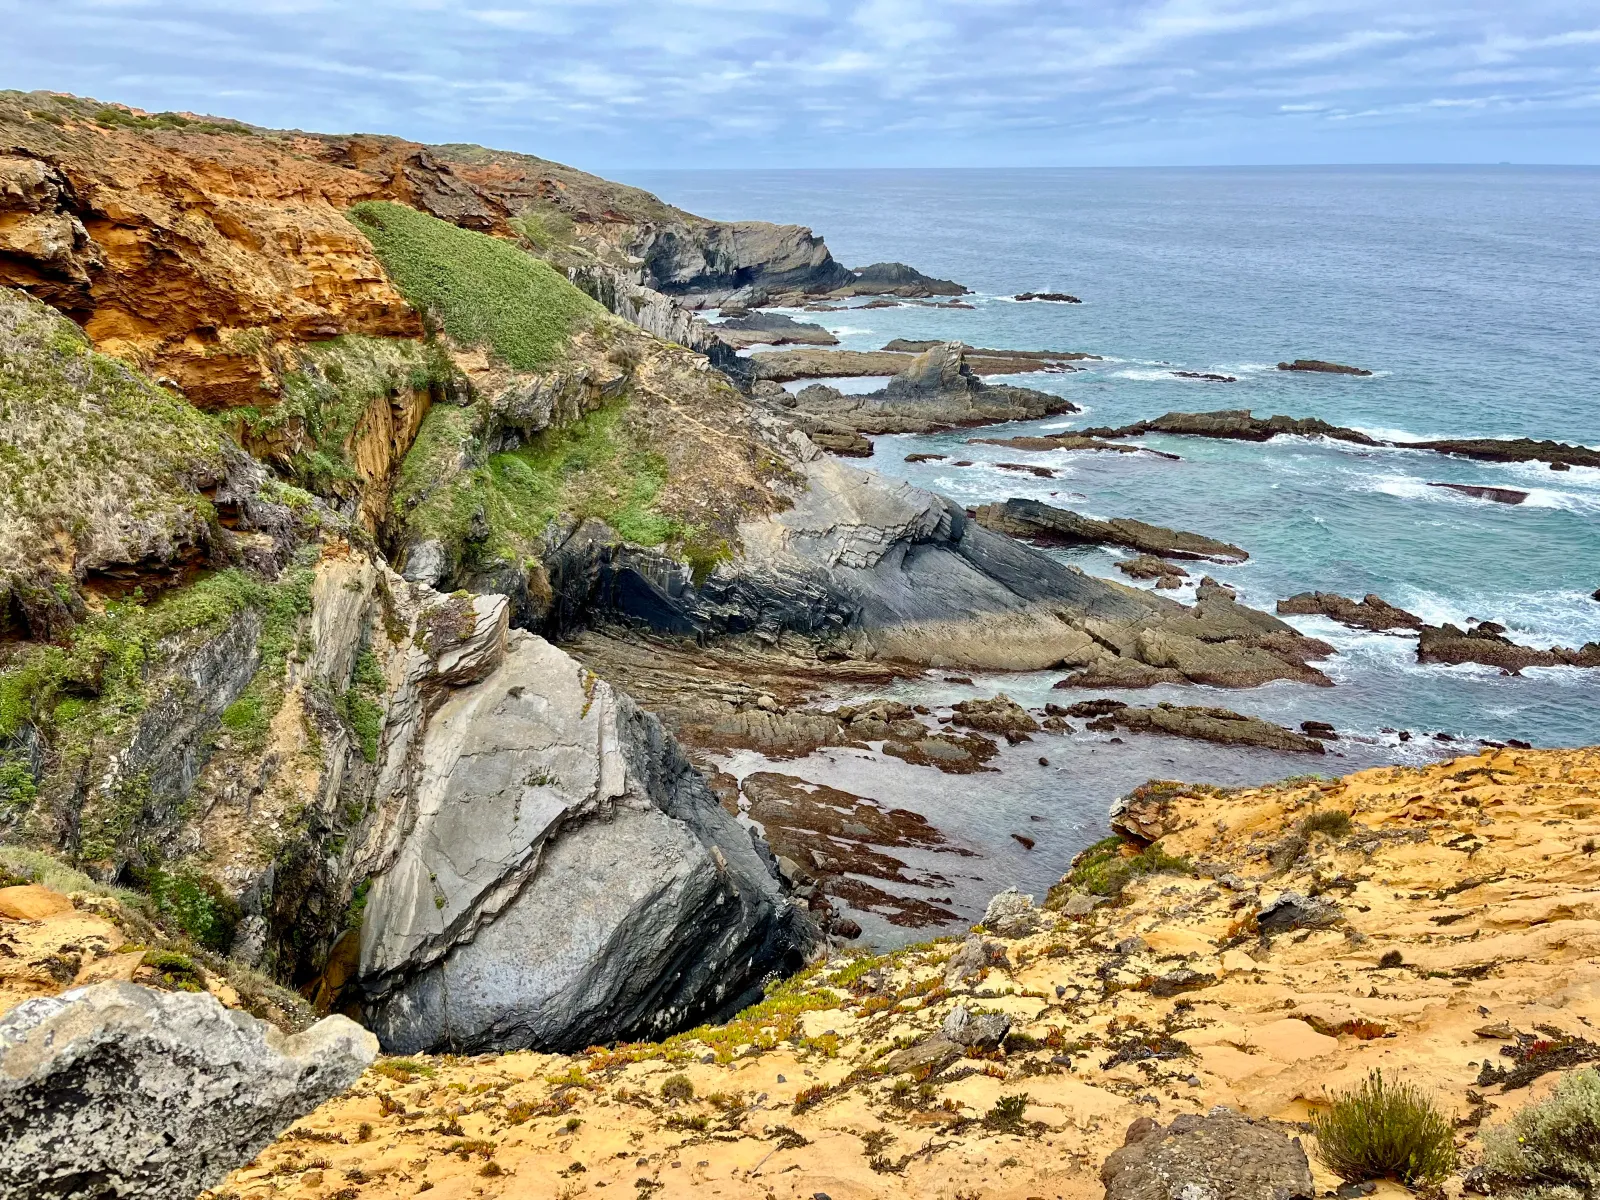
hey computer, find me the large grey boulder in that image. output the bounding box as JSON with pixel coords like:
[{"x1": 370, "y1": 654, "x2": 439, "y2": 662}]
[
  {"x1": 1101, "y1": 1109, "x2": 1315, "y2": 1200},
  {"x1": 359, "y1": 631, "x2": 817, "y2": 1053},
  {"x1": 0, "y1": 982, "x2": 376, "y2": 1200}
]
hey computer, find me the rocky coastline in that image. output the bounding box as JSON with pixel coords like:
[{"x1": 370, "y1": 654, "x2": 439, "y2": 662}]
[{"x1": 1, "y1": 89, "x2": 1596, "y2": 1200}]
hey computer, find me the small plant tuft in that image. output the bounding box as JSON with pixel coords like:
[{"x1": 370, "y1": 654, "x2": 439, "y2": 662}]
[
  {"x1": 1310, "y1": 1069, "x2": 1456, "y2": 1186},
  {"x1": 1302, "y1": 809, "x2": 1354, "y2": 838},
  {"x1": 659, "y1": 1074, "x2": 694, "y2": 1103},
  {"x1": 984, "y1": 1093, "x2": 1030, "y2": 1133}
]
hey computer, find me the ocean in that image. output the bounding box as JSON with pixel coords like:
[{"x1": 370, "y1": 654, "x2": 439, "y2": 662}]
[{"x1": 619, "y1": 167, "x2": 1600, "y2": 938}]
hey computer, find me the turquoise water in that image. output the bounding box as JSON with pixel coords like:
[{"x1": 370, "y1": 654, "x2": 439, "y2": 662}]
[{"x1": 628, "y1": 167, "x2": 1600, "y2": 751}]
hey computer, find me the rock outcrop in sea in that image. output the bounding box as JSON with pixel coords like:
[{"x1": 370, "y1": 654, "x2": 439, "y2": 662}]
[{"x1": 772, "y1": 341, "x2": 1081, "y2": 435}]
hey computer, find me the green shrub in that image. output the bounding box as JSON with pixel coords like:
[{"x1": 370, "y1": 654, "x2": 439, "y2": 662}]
[
  {"x1": 1311, "y1": 1069, "x2": 1456, "y2": 1186},
  {"x1": 1053, "y1": 835, "x2": 1191, "y2": 901},
  {"x1": 1481, "y1": 1067, "x2": 1600, "y2": 1196},
  {"x1": 1302, "y1": 809, "x2": 1354, "y2": 838},
  {"x1": 346, "y1": 201, "x2": 604, "y2": 370},
  {"x1": 984, "y1": 1093, "x2": 1030, "y2": 1133},
  {"x1": 142, "y1": 868, "x2": 241, "y2": 953},
  {"x1": 0, "y1": 753, "x2": 37, "y2": 815}
]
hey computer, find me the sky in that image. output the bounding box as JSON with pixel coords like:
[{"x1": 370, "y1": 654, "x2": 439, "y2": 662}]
[{"x1": 0, "y1": 1, "x2": 1596, "y2": 169}]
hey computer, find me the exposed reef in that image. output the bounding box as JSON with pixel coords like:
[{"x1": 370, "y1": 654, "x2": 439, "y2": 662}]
[{"x1": 973, "y1": 497, "x2": 1248, "y2": 563}]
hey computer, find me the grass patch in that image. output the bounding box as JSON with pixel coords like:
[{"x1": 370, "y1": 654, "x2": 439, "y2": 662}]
[
  {"x1": 1311, "y1": 1069, "x2": 1456, "y2": 1186},
  {"x1": 1482, "y1": 1067, "x2": 1600, "y2": 1196},
  {"x1": 346, "y1": 201, "x2": 604, "y2": 371}
]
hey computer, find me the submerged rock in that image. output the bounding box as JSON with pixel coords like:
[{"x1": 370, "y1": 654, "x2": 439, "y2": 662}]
[
  {"x1": 1015, "y1": 291, "x2": 1082, "y2": 303},
  {"x1": 1429, "y1": 481, "x2": 1529, "y2": 504},
  {"x1": 0, "y1": 982, "x2": 376, "y2": 1200},
  {"x1": 1101, "y1": 1109, "x2": 1315, "y2": 1200},
  {"x1": 1084, "y1": 701, "x2": 1327, "y2": 753},
  {"x1": 1079, "y1": 408, "x2": 1380, "y2": 446},
  {"x1": 973, "y1": 497, "x2": 1248, "y2": 563},
  {"x1": 1400, "y1": 436, "x2": 1600, "y2": 470}
]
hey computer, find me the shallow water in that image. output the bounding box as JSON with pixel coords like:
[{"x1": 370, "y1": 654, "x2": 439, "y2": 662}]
[{"x1": 621, "y1": 167, "x2": 1600, "y2": 939}]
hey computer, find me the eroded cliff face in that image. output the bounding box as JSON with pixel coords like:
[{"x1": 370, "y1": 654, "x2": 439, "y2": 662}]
[{"x1": 0, "y1": 92, "x2": 856, "y2": 410}]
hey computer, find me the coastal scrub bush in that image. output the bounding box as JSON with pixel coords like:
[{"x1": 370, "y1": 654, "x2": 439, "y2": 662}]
[
  {"x1": 1054, "y1": 835, "x2": 1191, "y2": 900},
  {"x1": 1480, "y1": 1067, "x2": 1600, "y2": 1196},
  {"x1": 659, "y1": 1074, "x2": 694, "y2": 1102},
  {"x1": 1302, "y1": 809, "x2": 1354, "y2": 838},
  {"x1": 140, "y1": 866, "x2": 241, "y2": 953},
  {"x1": 346, "y1": 201, "x2": 605, "y2": 370},
  {"x1": 1311, "y1": 1069, "x2": 1456, "y2": 1186}
]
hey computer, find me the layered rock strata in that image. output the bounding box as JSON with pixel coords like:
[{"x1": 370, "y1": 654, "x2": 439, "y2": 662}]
[{"x1": 973, "y1": 498, "x2": 1248, "y2": 563}]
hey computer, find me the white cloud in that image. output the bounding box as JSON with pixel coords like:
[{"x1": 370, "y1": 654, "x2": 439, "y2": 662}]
[{"x1": 1, "y1": 0, "x2": 1595, "y2": 164}]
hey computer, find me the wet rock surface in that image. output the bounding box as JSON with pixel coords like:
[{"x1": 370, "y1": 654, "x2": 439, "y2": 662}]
[
  {"x1": 741, "y1": 772, "x2": 960, "y2": 928},
  {"x1": 1276, "y1": 358, "x2": 1372, "y2": 376},
  {"x1": 0, "y1": 982, "x2": 376, "y2": 1200},
  {"x1": 1417, "y1": 622, "x2": 1600, "y2": 673},
  {"x1": 1276, "y1": 590, "x2": 1423, "y2": 631},
  {"x1": 1429, "y1": 481, "x2": 1529, "y2": 504},
  {"x1": 1079, "y1": 408, "x2": 1380, "y2": 446},
  {"x1": 1117, "y1": 555, "x2": 1190, "y2": 588},
  {"x1": 1401, "y1": 436, "x2": 1600, "y2": 470},
  {"x1": 969, "y1": 432, "x2": 1180, "y2": 459},
  {"x1": 750, "y1": 341, "x2": 1096, "y2": 383},
  {"x1": 1069, "y1": 700, "x2": 1327, "y2": 753},
  {"x1": 711, "y1": 311, "x2": 839, "y2": 349},
  {"x1": 974, "y1": 497, "x2": 1248, "y2": 562},
  {"x1": 777, "y1": 342, "x2": 1080, "y2": 435}
]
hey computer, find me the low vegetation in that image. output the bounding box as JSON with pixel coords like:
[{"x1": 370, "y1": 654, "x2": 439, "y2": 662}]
[
  {"x1": 1311, "y1": 1069, "x2": 1456, "y2": 1186},
  {"x1": 346, "y1": 201, "x2": 605, "y2": 371},
  {"x1": 236, "y1": 335, "x2": 455, "y2": 500},
  {"x1": 1481, "y1": 1067, "x2": 1600, "y2": 1196},
  {"x1": 1049, "y1": 835, "x2": 1191, "y2": 902},
  {"x1": 0, "y1": 288, "x2": 233, "y2": 635}
]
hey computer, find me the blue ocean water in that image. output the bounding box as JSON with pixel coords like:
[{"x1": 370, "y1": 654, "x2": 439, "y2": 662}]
[{"x1": 627, "y1": 167, "x2": 1600, "y2": 752}]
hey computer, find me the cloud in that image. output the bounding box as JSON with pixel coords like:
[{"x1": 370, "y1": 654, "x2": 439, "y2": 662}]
[{"x1": 0, "y1": 0, "x2": 1595, "y2": 165}]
